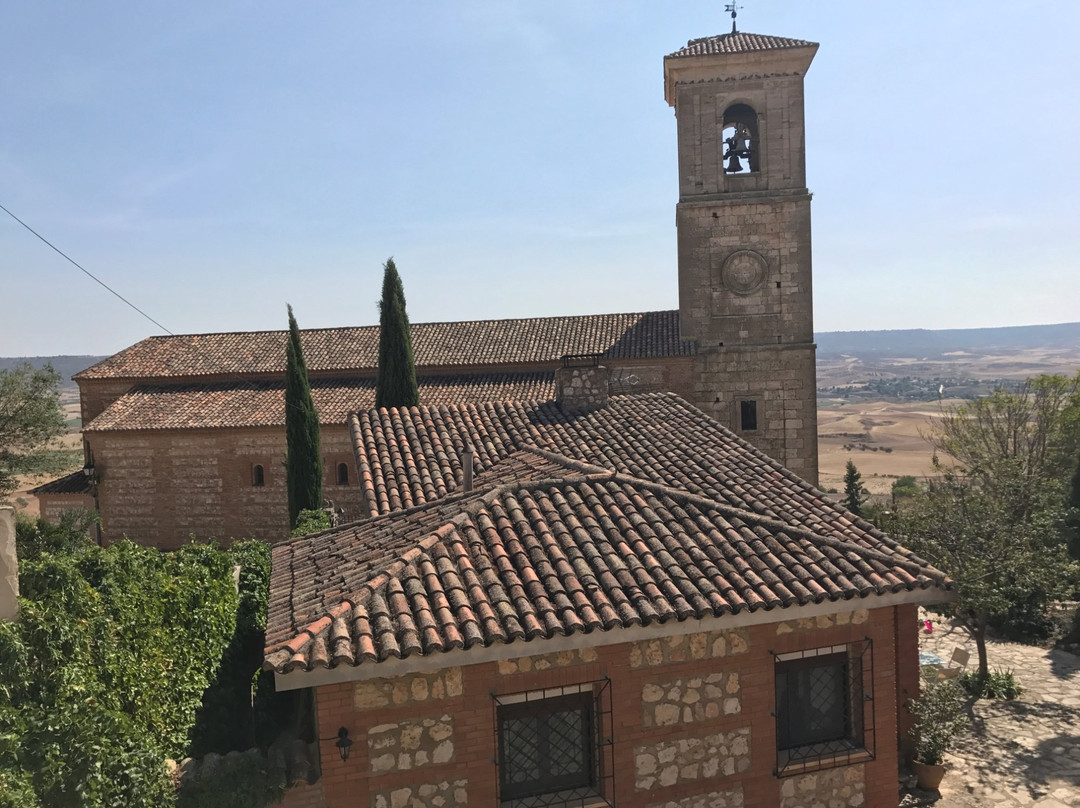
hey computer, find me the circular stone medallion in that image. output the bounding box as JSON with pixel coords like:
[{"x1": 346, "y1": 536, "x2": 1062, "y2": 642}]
[{"x1": 721, "y1": 250, "x2": 768, "y2": 295}]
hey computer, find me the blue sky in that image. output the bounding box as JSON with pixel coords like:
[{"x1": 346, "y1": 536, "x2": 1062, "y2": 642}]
[{"x1": 2, "y1": 1, "x2": 1078, "y2": 356}]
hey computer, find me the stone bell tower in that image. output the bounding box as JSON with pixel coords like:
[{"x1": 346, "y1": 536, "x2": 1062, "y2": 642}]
[{"x1": 664, "y1": 31, "x2": 819, "y2": 483}]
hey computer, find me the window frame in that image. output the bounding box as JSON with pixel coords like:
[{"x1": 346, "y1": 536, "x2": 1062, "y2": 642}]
[
  {"x1": 336, "y1": 462, "x2": 350, "y2": 486},
  {"x1": 493, "y1": 680, "x2": 614, "y2": 808},
  {"x1": 251, "y1": 464, "x2": 265, "y2": 487},
  {"x1": 738, "y1": 399, "x2": 759, "y2": 432},
  {"x1": 773, "y1": 639, "x2": 875, "y2": 776}
]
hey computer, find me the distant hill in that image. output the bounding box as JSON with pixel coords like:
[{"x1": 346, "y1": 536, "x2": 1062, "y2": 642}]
[
  {"x1": 0, "y1": 356, "x2": 107, "y2": 382},
  {"x1": 815, "y1": 322, "x2": 1080, "y2": 358}
]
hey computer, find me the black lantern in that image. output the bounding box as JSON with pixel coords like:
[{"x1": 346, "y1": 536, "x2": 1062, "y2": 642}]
[{"x1": 336, "y1": 727, "x2": 353, "y2": 762}]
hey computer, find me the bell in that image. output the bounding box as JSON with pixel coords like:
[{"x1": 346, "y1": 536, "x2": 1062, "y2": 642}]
[{"x1": 726, "y1": 153, "x2": 744, "y2": 173}]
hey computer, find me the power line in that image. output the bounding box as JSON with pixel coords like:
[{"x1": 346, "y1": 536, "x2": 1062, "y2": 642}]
[
  {"x1": 0, "y1": 201, "x2": 176, "y2": 336},
  {"x1": 0, "y1": 200, "x2": 317, "y2": 419}
]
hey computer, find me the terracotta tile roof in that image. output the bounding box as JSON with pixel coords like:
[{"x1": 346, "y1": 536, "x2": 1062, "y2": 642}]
[
  {"x1": 74, "y1": 311, "x2": 693, "y2": 381},
  {"x1": 83, "y1": 373, "x2": 556, "y2": 431},
  {"x1": 666, "y1": 32, "x2": 816, "y2": 59},
  {"x1": 264, "y1": 448, "x2": 949, "y2": 674},
  {"x1": 347, "y1": 392, "x2": 920, "y2": 564},
  {"x1": 29, "y1": 470, "x2": 92, "y2": 495}
]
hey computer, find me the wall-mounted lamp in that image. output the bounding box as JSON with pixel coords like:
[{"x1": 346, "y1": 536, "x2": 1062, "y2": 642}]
[{"x1": 336, "y1": 727, "x2": 353, "y2": 762}]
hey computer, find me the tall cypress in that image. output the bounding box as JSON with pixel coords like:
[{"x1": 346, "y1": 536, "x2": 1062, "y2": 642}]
[
  {"x1": 285, "y1": 304, "x2": 323, "y2": 528},
  {"x1": 375, "y1": 258, "x2": 419, "y2": 409}
]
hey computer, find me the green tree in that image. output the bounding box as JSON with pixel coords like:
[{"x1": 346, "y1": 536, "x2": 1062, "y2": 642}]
[
  {"x1": 930, "y1": 374, "x2": 1080, "y2": 520},
  {"x1": 375, "y1": 257, "x2": 419, "y2": 409},
  {"x1": 897, "y1": 468, "x2": 1078, "y2": 680},
  {"x1": 284, "y1": 305, "x2": 322, "y2": 529},
  {"x1": 0, "y1": 363, "x2": 66, "y2": 500},
  {"x1": 0, "y1": 534, "x2": 240, "y2": 807},
  {"x1": 891, "y1": 475, "x2": 921, "y2": 501},
  {"x1": 841, "y1": 459, "x2": 869, "y2": 516}
]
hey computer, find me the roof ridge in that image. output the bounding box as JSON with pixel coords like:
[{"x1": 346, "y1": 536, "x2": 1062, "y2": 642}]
[
  {"x1": 114, "y1": 310, "x2": 683, "y2": 342},
  {"x1": 603, "y1": 471, "x2": 948, "y2": 584}
]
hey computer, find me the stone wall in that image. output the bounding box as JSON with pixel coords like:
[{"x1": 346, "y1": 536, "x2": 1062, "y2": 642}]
[
  {"x1": 367, "y1": 715, "x2": 455, "y2": 773},
  {"x1": 371, "y1": 779, "x2": 468, "y2": 808},
  {"x1": 628, "y1": 627, "x2": 749, "y2": 669},
  {"x1": 779, "y1": 764, "x2": 865, "y2": 808},
  {"x1": 775, "y1": 609, "x2": 868, "y2": 635},
  {"x1": 642, "y1": 672, "x2": 741, "y2": 727},
  {"x1": 555, "y1": 365, "x2": 609, "y2": 414},
  {"x1": 646, "y1": 788, "x2": 744, "y2": 808},
  {"x1": 634, "y1": 728, "x2": 751, "y2": 790},
  {"x1": 496, "y1": 647, "x2": 598, "y2": 675},
  {"x1": 354, "y1": 668, "x2": 463, "y2": 709}
]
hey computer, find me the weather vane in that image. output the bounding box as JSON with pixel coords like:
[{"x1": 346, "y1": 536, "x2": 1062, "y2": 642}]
[{"x1": 725, "y1": 3, "x2": 742, "y2": 35}]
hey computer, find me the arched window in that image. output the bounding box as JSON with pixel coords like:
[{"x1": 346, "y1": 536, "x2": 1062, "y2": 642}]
[
  {"x1": 252, "y1": 464, "x2": 265, "y2": 487},
  {"x1": 336, "y1": 462, "x2": 349, "y2": 486},
  {"x1": 722, "y1": 103, "x2": 759, "y2": 174}
]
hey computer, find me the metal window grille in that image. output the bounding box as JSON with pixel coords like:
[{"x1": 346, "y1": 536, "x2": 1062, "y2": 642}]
[
  {"x1": 773, "y1": 638, "x2": 875, "y2": 775},
  {"x1": 493, "y1": 679, "x2": 614, "y2": 808}
]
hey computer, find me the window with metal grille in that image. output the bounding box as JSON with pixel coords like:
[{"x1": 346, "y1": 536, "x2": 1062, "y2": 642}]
[
  {"x1": 252, "y1": 464, "x2": 265, "y2": 487},
  {"x1": 494, "y1": 681, "x2": 613, "y2": 808},
  {"x1": 773, "y1": 639, "x2": 875, "y2": 775},
  {"x1": 336, "y1": 462, "x2": 349, "y2": 486}
]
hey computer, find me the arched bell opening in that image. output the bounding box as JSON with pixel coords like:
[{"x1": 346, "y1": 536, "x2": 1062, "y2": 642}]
[{"x1": 722, "y1": 103, "x2": 760, "y2": 174}]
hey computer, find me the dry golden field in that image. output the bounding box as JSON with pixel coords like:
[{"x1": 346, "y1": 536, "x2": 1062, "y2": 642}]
[{"x1": 816, "y1": 399, "x2": 952, "y2": 495}]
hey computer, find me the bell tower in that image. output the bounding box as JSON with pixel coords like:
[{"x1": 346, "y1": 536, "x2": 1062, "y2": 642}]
[{"x1": 664, "y1": 30, "x2": 819, "y2": 483}]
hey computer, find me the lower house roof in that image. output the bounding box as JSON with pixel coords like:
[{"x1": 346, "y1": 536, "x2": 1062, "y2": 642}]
[
  {"x1": 28, "y1": 470, "x2": 92, "y2": 496},
  {"x1": 265, "y1": 448, "x2": 949, "y2": 679},
  {"x1": 266, "y1": 393, "x2": 951, "y2": 683},
  {"x1": 348, "y1": 392, "x2": 920, "y2": 561},
  {"x1": 83, "y1": 372, "x2": 556, "y2": 431}
]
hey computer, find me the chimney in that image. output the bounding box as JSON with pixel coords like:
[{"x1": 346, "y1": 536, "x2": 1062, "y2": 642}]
[
  {"x1": 0, "y1": 507, "x2": 18, "y2": 622},
  {"x1": 556, "y1": 354, "x2": 610, "y2": 414},
  {"x1": 462, "y1": 446, "x2": 475, "y2": 493}
]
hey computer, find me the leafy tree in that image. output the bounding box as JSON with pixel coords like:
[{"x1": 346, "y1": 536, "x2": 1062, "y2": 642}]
[
  {"x1": 285, "y1": 305, "x2": 322, "y2": 529},
  {"x1": 897, "y1": 468, "x2": 1078, "y2": 680},
  {"x1": 841, "y1": 459, "x2": 869, "y2": 516},
  {"x1": 375, "y1": 257, "x2": 419, "y2": 409},
  {"x1": 930, "y1": 374, "x2": 1080, "y2": 520},
  {"x1": 891, "y1": 475, "x2": 921, "y2": 501},
  {"x1": 0, "y1": 534, "x2": 240, "y2": 807},
  {"x1": 15, "y1": 509, "x2": 96, "y2": 561},
  {"x1": 0, "y1": 363, "x2": 66, "y2": 500}
]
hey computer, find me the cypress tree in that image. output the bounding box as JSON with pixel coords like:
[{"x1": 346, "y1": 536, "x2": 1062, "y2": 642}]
[
  {"x1": 285, "y1": 304, "x2": 323, "y2": 529},
  {"x1": 375, "y1": 257, "x2": 419, "y2": 409},
  {"x1": 842, "y1": 459, "x2": 869, "y2": 517}
]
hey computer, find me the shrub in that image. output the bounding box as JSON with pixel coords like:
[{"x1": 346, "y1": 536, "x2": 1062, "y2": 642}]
[
  {"x1": 959, "y1": 669, "x2": 1024, "y2": 700},
  {"x1": 908, "y1": 679, "x2": 967, "y2": 765},
  {"x1": 0, "y1": 539, "x2": 239, "y2": 806},
  {"x1": 14, "y1": 509, "x2": 96, "y2": 561},
  {"x1": 189, "y1": 541, "x2": 276, "y2": 756},
  {"x1": 176, "y1": 751, "x2": 284, "y2": 808},
  {"x1": 290, "y1": 509, "x2": 331, "y2": 537}
]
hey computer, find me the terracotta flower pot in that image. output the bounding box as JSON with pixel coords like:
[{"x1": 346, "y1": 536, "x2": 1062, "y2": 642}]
[{"x1": 912, "y1": 760, "x2": 946, "y2": 790}]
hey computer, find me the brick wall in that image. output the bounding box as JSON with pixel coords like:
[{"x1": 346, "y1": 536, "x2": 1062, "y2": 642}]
[
  {"x1": 302, "y1": 606, "x2": 905, "y2": 808},
  {"x1": 88, "y1": 425, "x2": 366, "y2": 547},
  {"x1": 37, "y1": 493, "x2": 95, "y2": 524}
]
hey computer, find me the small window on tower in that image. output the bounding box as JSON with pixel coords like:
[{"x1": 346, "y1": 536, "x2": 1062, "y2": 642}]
[
  {"x1": 252, "y1": 464, "x2": 265, "y2": 487},
  {"x1": 739, "y1": 400, "x2": 758, "y2": 432},
  {"x1": 337, "y1": 462, "x2": 349, "y2": 486}
]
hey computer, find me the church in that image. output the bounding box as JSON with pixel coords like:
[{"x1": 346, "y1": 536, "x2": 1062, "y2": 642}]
[{"x1": 35, "y1": 30, "x2": 820, "y2": 548}]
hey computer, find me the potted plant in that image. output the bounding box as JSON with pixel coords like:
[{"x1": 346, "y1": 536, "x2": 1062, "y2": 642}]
[{"x1": 907, "y1": 678, "x2": 967, "y2": 790}]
